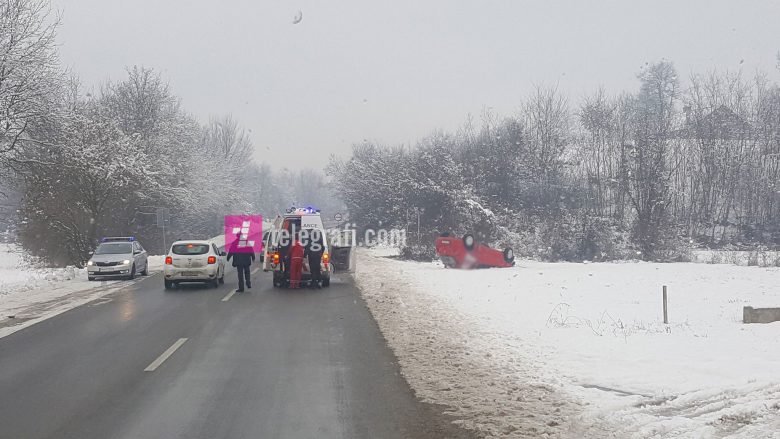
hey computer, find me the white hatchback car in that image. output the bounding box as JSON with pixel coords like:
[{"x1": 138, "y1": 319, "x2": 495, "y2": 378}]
[{"x1": 163, "y1": 240, "x2": 226, "y2": 289}]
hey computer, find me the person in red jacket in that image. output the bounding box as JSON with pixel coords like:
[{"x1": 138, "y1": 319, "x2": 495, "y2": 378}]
[{"x1": 288, "y1": 234, "x2": 305, "y2": 289}]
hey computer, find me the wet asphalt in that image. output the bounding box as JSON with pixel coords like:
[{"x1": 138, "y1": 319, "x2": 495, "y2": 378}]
[{"x1": 0, "y1": 266, "x2": 475, "y2": 439}]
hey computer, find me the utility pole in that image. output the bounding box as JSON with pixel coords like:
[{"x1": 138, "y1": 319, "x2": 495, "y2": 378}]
[
  {"x1": 416, "y1": 207, "x2": 420, "y2": 245},
  {"x1": 137, "y1": 206, "x2": 169, "y2": 254},
  {"x1": 156, "y1": 208, "x2": 168, "y2": 253},
  {"x1": 406, "y1": 207, "x2": 421, "y2": 245}
]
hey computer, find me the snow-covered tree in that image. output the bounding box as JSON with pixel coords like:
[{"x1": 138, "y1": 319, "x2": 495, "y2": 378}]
[{"x1": 0, "y1": 0, "x2": 62, "y2": 160}]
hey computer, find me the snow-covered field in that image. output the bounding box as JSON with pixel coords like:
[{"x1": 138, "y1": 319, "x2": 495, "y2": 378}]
[{"x1": 356, "y1": 248, "x2": 780, "y2": 438}]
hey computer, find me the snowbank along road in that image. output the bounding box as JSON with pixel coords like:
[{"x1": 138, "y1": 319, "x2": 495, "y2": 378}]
[{"x1": 356, "y1": 248, "x2": 780, "y2": 438}]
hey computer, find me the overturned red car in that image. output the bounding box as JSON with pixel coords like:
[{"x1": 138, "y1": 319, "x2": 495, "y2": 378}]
[{"x1": 434, "y1": 233, "x2": 515, "y2": 269}]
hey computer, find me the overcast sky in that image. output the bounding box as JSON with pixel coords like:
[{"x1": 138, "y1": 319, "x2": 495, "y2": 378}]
[{"x1": 52, "y1": 0, "x2": 780, "y2": 169}]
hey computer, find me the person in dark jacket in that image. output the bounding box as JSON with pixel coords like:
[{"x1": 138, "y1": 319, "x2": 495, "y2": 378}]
[
  {"x1": 304, "y1": 232, "x2": 324, "y2": 289},
  {"x1": 227, "y1": 234, "x2": 255, "y2": 292}
]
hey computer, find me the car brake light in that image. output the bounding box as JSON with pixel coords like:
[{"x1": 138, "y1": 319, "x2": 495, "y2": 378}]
[
  {"x1": 165, "y1": 256, "x2": 173, "y2": 265},
  {"x1": 207, "y1": 256, "x2": 216, "y2": 264},
  {"x1": 272, "y1": 252, "x2": 280, "y2": 264},
  {"x1": 322, "y1": 252, "x2": 329, "y2": 266}
]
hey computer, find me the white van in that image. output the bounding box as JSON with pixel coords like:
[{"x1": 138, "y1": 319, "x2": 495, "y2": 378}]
[{"x1": 262, "y1": 207, "x2": 355, "y2": 287}]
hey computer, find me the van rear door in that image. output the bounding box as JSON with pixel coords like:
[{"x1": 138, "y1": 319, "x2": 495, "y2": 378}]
[
  {"x1": 262, "y1": 230, "x2": 277, "y2": 271},
  {"x1": 329, "y1": 229, "x2": 356, "y2": 273}
]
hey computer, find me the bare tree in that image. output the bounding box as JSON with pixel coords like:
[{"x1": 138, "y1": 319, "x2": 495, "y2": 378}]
[
  {"x1": 100, "y1": 66, "x2": 181, "y2": 147},
  {"x1": 524, "y1": 86, "x2": 570, "y2": 184},
  {"x1": 625, "y1": 61, "x2": 680, "y2": 259},
  {"x1": 0, "y1": 0, "x2": 62, "y2": 158},
  {"x1": 200, "y1": 115, "x2": 253, "y2": 165}
]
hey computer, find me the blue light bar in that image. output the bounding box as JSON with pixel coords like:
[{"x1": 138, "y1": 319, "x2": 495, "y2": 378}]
[
  {"x1": 287, "y1": 206, "x2": 320, "y2": 214},
  {"x1": 101, "y1": 236, "x2": 135, "y2": 242}
]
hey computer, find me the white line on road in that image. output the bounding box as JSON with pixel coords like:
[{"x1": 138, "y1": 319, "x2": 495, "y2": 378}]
[
  {"x1": 251, "y1": 267, "x2": 260, "y2": 275},
  {"x1": 221, "y1": 290, "x2": 238, "y2": 302},
  {"x1": 144, "y1": 338, "x2": 188, "y2": 372}
]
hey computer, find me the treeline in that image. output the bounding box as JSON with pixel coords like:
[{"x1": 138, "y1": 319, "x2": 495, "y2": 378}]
[
  {"x1": 0, "y1": 0, "x2": 338, "y2": 265},
  {"x1": 329, "y1": 60, "x2": 780, "y2": 261}
]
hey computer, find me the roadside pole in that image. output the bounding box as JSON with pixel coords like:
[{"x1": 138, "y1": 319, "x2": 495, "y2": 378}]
[{"x1": 663, "y1": 285, "x2": 668, "y2": 324}]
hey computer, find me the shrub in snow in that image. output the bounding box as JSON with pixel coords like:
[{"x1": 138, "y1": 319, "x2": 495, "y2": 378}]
[{"x1": 399, "y1": 243, "x2": 437, "y2": 262}]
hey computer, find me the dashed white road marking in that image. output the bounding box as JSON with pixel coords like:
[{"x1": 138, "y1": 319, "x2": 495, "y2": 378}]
[
  {"x1": 144, "y1": 338, "x2": 188, "y2": 372},
  {"x1": 251, "y1": 267, "x2": 260, "y2": 275},
  {"x1": 221, "y1": 290, "x2": 238, "y2": 302}
]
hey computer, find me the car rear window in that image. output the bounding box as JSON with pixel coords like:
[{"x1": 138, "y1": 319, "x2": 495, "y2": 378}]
[{"x1": 172, "y1": 244, "x2": 210, "y2": 255}]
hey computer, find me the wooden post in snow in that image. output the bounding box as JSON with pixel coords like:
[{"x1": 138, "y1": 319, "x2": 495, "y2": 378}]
[{"x1": 663, "y1": 285, "x2": 668, "y2": 324}]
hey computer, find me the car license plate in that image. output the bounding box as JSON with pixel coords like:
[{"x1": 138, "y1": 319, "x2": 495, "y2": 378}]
[{"x1": 182, "y1": 271, "x2": 199, "y2": 276}]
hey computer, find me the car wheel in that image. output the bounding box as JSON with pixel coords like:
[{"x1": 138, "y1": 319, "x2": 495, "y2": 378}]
[
  {"x1": 462, "y1": 234, "x2": 475, "y2": 251},
  {"x1": 127, "y1": 265, "x2": 135, "y2": 280},
  {"x1": 164, "y1": 280, "x2": 174, "y2": 290},
  {"x1": 211, "y1": 278, "x2": 219, "y2": 288},
  {"x1": 503, "y1": 248, "x2": 515, "y2": 264},
  {"x1": 218, "y1": 271, "x2": 225, "y2": 284},
  {"x1": 322, "y1": 276, "x2": 330, "y2": 287},
  {"x1": 141, "y1": 264, "x2": 148, "y2": 276}
]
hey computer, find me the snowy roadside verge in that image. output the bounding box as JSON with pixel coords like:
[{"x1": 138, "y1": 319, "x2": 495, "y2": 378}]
[
  {"x1": 0, "y1": 234, "x2": 226, "y2": 339},
  {"x1": 356, "y1": 248, "x2": 582, "y2": 438},
  {"x1": 355, "y1": 248, "x2": 780, "y2": 438},
  {"x1": 0, "y1": 244, "x2": 164, "y2": 339}
]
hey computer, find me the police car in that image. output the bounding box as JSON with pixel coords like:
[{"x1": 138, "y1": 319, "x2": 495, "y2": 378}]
[
  {"x1": 263, "y1": 206, "x2": 356, "y2": 288},
  {"x1": 87, "y1": 237, "x2": 149, "y2": 281}
]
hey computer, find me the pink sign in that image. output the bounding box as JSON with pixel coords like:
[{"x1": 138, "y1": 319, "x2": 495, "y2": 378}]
[{"x1": 224, "y1": 215, "x2": 263, "y2": 254}]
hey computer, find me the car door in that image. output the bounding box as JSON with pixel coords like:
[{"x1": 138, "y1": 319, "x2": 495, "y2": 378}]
[
  {"x1": 131, "y1": 242, "x2": 142, "y2": 269},
  {"x1": 329, "y1": 229, "x2": 357, "y2": 273},
  {"x1": 136, "y1": 242, "x2": 148, "y2": 271},
  {"x1": 260, "y1": 231, "x2": 269, "y2": 263},
  {"x1": 212, "y1": 243, "x2": 224, "y2": 276}
]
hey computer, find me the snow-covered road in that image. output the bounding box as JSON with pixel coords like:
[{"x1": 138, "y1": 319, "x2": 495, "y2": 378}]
[{"x1": 356, "y1": 248, "x2": 780, "y2": 438}]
